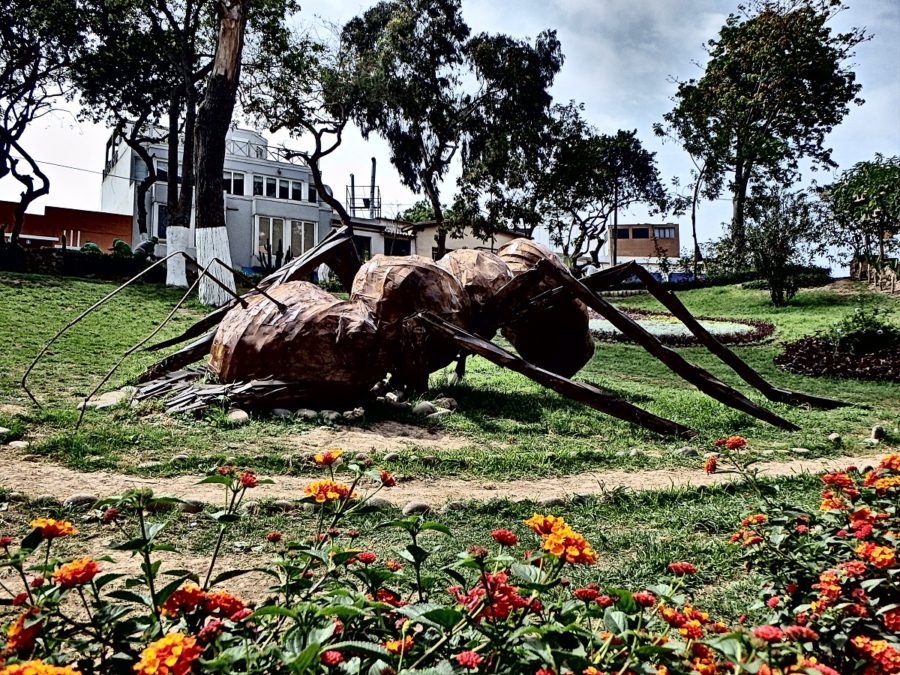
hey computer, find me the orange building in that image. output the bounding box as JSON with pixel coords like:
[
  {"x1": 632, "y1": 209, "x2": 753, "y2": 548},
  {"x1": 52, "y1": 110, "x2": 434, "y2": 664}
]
[
  {"x1": 0, "y1": 200, "x2": 132, "y2": 251},
  {"x1": 611, "y1": 223, "x2": 680, "y2": 258}
]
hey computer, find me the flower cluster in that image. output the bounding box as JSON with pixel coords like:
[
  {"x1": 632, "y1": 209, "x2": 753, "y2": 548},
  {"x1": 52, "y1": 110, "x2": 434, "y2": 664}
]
[
  {"x1": 160, "y1": 584, "x2": 248, "y2": 622},
  {"x1": 133, "y1": 633, "x2": 203, "y2": 675},
  {"x1": 450, "y1": 571, "x2": 539, "y2": 621},
  {"x1": 0, "y1": 662, "x2": 81, "y2": 675},
  {"x1": 28, "y1": 519, "x2": 76, "y2": 540},
  {"x1": 51, "y1": 558, "x2": 98, "y2": 589},
  {"x1": 524, "y1": 514, "x2": 597, "y2": 565},
  {"x1": 713, "y1": 435, "x2": 747, "y2": 449},
  {"x1": 304, "y1": 479, "x2": 355, "y2": 504}
]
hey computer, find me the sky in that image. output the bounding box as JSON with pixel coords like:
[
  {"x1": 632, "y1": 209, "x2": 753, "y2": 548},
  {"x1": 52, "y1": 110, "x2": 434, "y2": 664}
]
[{"x1": 3, "y1": 0, "x2": 899, "y2": 253}]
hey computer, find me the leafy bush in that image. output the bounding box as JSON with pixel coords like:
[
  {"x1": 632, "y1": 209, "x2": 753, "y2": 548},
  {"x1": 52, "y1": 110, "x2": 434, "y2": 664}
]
[
  {"x1": 824, "y1": 305, "x2": 900, "y2": 357},
  {"x1": 1, "y1": 449, "x2": 897, "y2": 674}
]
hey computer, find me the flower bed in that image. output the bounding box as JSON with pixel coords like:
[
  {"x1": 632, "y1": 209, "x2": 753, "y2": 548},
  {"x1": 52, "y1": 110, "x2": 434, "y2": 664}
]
[
  {"x1": 1, "y1": 447, "x2": 897, "y2": 674},
  {"x1": 774, "y1": 336, "x2": 900, "y2": 382},
  {"x1": 590, "y1": 307, "x2": 775, "y2": 347}
]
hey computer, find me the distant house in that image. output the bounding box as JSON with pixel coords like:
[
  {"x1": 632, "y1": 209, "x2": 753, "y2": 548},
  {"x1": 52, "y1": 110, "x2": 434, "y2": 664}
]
[
  {"x1": 602, "y1": 223, "x2": 681, "y2": 272},
  {"x1": 0, "y1": 200, "x2": 131, "y2": 251},
  {"x1": 100, "y1": 128, "x2": 335, "y2": 269}
]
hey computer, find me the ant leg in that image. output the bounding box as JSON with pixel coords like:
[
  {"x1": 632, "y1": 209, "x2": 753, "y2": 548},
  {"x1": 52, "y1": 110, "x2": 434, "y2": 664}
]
[
  {"x1": 416, "y1": 312, "x2": 692, "y2": 438},
  {"x1": 586, "y1": 262, "x2": 846, "y2": 410},
  {"x1": 535, "y1": 261, "x2": 801, "y2": 431}
]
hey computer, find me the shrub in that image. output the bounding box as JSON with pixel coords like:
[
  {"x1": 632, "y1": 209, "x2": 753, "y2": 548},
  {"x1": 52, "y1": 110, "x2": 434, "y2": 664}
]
[
  {"x1": 1, "y1": 451, "x2": 896, "y2": 674},
  {"x1": 824, "y1": 305, "x2": 900, "y2": 357}
]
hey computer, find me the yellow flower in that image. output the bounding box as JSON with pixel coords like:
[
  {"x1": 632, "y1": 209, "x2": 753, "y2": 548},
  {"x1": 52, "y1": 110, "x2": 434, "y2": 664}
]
[
  {"x1": 0, "y1": 661, "x2": 81, "y2": 675},
  {"x1": 314, "y1": 449, "x2": 343, "y2": 466},
  {"x1": 133, "y1": 632, "x2": 203, "y2": 675},
  {"x1": 29, "y1": 518, "x2": 77, "y2": 540},
  {"x1": 304, "y1": 479, "x2": 355, "y2": 504}
]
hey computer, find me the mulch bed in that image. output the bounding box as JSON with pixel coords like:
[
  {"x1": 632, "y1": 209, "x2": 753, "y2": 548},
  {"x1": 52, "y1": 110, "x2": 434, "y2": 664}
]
[
  {"x1": 774, "y1": 337, "x2": 900, "y2": 382},
  {"x1": 589, "y1": 307, "x2": 775, "y2": 347}
]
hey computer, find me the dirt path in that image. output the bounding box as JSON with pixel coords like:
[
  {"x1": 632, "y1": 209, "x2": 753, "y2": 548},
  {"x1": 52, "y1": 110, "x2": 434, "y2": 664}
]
[{"x1": 0, "y1": 451, "x2": 882, "y2": 508}]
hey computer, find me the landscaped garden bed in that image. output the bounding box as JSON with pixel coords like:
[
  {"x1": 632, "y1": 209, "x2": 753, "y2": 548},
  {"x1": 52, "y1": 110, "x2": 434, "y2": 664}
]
[{"x1": 589, "y1": 307, "x2": 775, "y2": 346}]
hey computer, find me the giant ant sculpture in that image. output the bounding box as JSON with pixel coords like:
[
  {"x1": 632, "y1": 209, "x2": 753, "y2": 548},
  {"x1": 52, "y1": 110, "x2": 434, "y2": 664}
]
[{"x1": 24, "y1": 227, "x2": 845, "y2": 437}]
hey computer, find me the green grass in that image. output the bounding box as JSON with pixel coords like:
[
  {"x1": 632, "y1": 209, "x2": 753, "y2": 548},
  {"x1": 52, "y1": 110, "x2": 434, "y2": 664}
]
[
  {"x1": 1, "y1": 273, "x2": 898, "y2": 480},
  {"x1": 0, "y1": 473, "x2": 825, "y2": 624}
]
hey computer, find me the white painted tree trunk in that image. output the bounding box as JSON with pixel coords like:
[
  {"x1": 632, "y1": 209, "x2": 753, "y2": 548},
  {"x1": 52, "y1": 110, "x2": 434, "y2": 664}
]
[
  {"x1": 166, "y1": 225, "x2": 190, "y2": 288},
  {"x1": 196, "y1": 225, "x2": 237, "y2": 306}
]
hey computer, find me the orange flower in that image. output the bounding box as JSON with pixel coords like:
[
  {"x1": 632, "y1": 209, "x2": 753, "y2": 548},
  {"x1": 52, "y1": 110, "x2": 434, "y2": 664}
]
[
  {"x1": 524, "y1": 514, "x2": 567, "y2": 536},
  {"x1": 0, "y1": 661, "x2": 81, "y2": 675},
  {"x1": 383, "y1": 635, "x2": 414, "y2": 655},
  {"x1": 855, "y1": 542, "x2": 896, "y2": 569},
  {"x1": 160, "y1": 583, "x2": 205, "y2": 616},
  {"x1": 5, "y1": 608, "x2": 42, "y2": 653},
  {"x1": 202, "y1": 590, "x2": 246, "y2": 620},
  {"x1": 541, "y1": 524, "x2": 596, "y2": 565},
  {"x1": 304, "y1": 479, "x2": 355, "y2": 504},
  {"x1": 133, "y1": 632, "x2": 203, "y2": 675},
  {"x1": 724, "y1": 435, "x2": 746, "y2": 449},
  {"x1": 52, "y1": 558, "x2": 99, "y2": 589},
  {"x1": 29, "y1": 518, "x2": 76, "y2": 540},
  {"x1": 314, "y1": 449, "x2": 343, "y2": 466},
  {"x1": 883, "y1": 607, "x2": 900, "y2": 632},
  {"x1": 879, "y1": 453, "x2": 900, "y2": 471},
  {"x1": 704, "y1": 457, "x2": 717, "y2": 474}
]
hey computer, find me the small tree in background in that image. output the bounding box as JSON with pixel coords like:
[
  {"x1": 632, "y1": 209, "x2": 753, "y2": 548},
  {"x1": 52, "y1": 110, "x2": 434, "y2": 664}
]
[{"x1": 745, "y1": 186, "x2": 820, "y2": 306}]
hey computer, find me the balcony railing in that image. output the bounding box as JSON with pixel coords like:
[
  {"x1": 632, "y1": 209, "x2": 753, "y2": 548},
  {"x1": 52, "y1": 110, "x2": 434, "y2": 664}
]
[{"x1": 225, "y1": 138, "x2": 305, "y2": 165}]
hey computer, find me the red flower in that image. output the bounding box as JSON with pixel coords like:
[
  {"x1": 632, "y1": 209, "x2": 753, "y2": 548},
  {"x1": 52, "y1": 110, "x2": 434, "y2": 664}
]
[
  {"x1": 595, "y1": 595, "x2": 614, "y2": 607},
  {"x1": 455, "y1": 651, "x2": 483, "y2": 669},
  {"x1": 573, "y1": 587, "x2": 599, "y2": 602},
  {"x1": 358, "y1": 551, "x2": 377, "y2": 565},
  {"x1": 266, "y1": 531, "x2": 282, "y2": 543},
  {"x1": 101, "y1": 507, "x2": 119, "y2": 524},
  {"x1": 29, "y1": 577, "x2": 44, "y2": 588},
  {"x1": 491, "y1": 529, "x2": 518, "y2": 547},
  {"x1": 321, "y1": 650, "x2": 344, "y2": 667},
  {"x1": 752, "y1": 625, "x2": 784, "y2": 642},
  {"x1": 667, "y1": 561, "x2": 697, "y2": 575},
  {"x1": 536, "y1": 669, "x2": 555, "y2": 675},
  {"x1": 12, "y1": 592, "x2": 28, "y2": 606},
  {"x1": 766, "y1": 596, "x2": 779, "y2": 608},
  {"x1": 786, "y1": 583, "x2": 798, "y2": 593},
  {"x1": 217, "y1": 465, "x2": 236, "y2": 476},
  {"x1": 784, "y1": 625, "x2": 818, "y2": 641},
  {"x1": 385, "y1": 560, "x2": 402, "y2": 571},
  {"x1": 704, "y1": 456, "x2": 717, "y2": 474},
  {"x1": 724, "y1": 436, "x2": 746, "y2": 449},
  {"x1": 379, "y1": 470, "x2": 397, "y2": 487},
  {"x1": 239, "y1": 471, "x2": 258, "y2": 488},
  {"x1": 198, "y1": 619, "x2": 224, "y2": 643},
  {"x1": 0, "y1": 536, "x2": 12, "y2": 548},
  {"x1": 632, "y1": 591, "x2": 656, "y2": 607}
]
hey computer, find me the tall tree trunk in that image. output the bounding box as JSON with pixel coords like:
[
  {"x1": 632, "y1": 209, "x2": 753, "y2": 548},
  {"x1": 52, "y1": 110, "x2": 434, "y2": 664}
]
[
  {"x1": 610, "y1": 181, "x2": 618, "y2": 267},
  {"x1": 9, "y1": 142, "x2": 49, "y2": 245},
  {"x1": 123, "y1": 136, "x2": 157, "y2": 236},
  {"x1": 165, "y1": 87, "x2": 188, "y2": 287},
  {"x1": 731, "y1": 163, "x2": 751, "y2": 257},
  {"x1": 193, "y1": 0, "x2": 248, "y2": 306},
  {"x1": 691, "y1": 174, "x2": 702, "y2": 276},
  {"x1": 423, "y1": 176, "x2": 445, "y2": 260}
]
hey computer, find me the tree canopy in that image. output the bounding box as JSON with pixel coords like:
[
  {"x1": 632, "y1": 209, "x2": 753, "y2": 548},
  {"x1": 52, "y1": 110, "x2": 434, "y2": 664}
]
[{"x1": 661, "y1": 0, "x2": 867, "y2": 253}]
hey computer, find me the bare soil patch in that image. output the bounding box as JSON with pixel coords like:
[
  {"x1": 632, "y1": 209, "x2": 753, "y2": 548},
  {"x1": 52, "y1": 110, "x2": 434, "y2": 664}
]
[{"x1": 279, "y1": 421, "x2": 470, "y2": 454}]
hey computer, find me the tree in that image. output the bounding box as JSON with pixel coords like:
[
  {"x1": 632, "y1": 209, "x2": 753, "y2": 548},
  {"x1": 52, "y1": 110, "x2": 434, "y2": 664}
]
[
  {"x1": 344, "y1": 0, "x2": 562, "y2": 258},
  {"x1": 822, "y1": 154, "x2": 900, "y2": 265},
  {"x1": 544, "y1": 107, "x2": 666, "y2": 276},
  {"x1": 662, "y1": 0, "x2": 867, "y2": 252},
  {"x1": 0, "y1": 0, "x2": 82, "y2": 246},
  {"x1": 745, "y1": 186, "x2": 820, "y2": 306}
]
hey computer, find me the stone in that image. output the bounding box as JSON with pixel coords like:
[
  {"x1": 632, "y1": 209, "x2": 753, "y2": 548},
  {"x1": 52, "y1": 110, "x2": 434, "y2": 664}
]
[
  {"x1": 171, "y1": 454, "x2": 190, "y2": 463},
  {"x1": 791, "y1": 447, "x2": 811, "y2": 455},
  {"x1": 704, "y1": 451, "x2": 720, "y2": 459},
  {"x1": 412, "y1": 401, "x2": 437, "y2": 416},
  {"x1": 432, "y1": 397, "x2": 459, "y2": 411},
  {"x1": 0, "y1": 427, "x2": 10, "y2": 436},
  {"x1": 422, "y1": 455, "x2": 439, "y2": 466},
  {"x1": 440, "y1": 500, "x2": 467, "y2": 514},
  {"x1": 427, "y1": 409, "x2": 452, "y2": 420},
  {"x1": 366, "y1": 497, "x2": 393, "y2": 510},
  {"x1": 863, "y1": 438, "x2": 880, "y2": 447},
  {"x1": 827, "y1": 433, "x2": 842, "y2": 445},
  {"x1": 343, "y1": 407, "x2": 365, "y2": 423},
  {"x1": 383, "y1": 452, "x2": 400, "y2": 462},
  {"x1": 402, "y1": 501, "x2": 431, "y2": 515},
  {"x1": 34, "y1": 495, "x2": 61, "y2": 506},
  {"x1": 63, "y1": 494, "x2": 97, "y2": 508},
  {"x1": 320, "y1": 410, "x2": 342, "y2": 424},
  {"x1": 537, "y1": 496, "x2": 566, "y2": 508},
  {"x1": 180, "y1": 499, "x2": 206, "y2": 514},
  {"x1": 271, "y1": 499, "x2": 297, "y2": 512},
  {"x1": 385, "y1": 391, "x2": 405, "y2": 404},
  {"x1": 628, "y1": 448, "x2": 643, "y2": 458},
  {"x1": 6, "y1": 492, "x2": 26, "y2": 502},
  {"x1": 79, "y1": 386, "x2": 135, "y2": 410},
  {"x1": 227, "y1": 409, "x2": 250, "y2": 425},
  {"x1": 242, "y1": 500, "x2": 261, "y2": 514},
  {"x1": 871, "y1": 425, "x2": 886, "y2": 440},
  {"x1": 296, "y1": 408, "x2": 319, "y2": 421},
  {"x1": 7, "y1": 440, "x2": 29, "y2": 450},
  {"x1": 271, "y1": 408, "x2": 294, "y2": 419},
  {"x1": 571, "y1": 493, "x2": 591, "y2": 505},
  {"x1": 677, "y1": 446, "x2": 699, "y2": 457}
]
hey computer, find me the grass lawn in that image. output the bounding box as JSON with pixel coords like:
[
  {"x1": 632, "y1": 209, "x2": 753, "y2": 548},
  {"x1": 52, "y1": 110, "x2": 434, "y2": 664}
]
[{"x1": 1, "y1": 272, "x2": 898, "y2": 480}]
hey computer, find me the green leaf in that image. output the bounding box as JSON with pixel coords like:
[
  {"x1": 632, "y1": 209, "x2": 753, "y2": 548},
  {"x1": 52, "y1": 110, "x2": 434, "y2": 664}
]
[
  {"x1": 402, "y1": 544, "x2": 430, "y2": 565},
  {"x1": 197, "y1": 475, "x2": 234, "y2": 485},
  {"x1": 93, "y1": 573, "x2": 125, "y2": 589},
  {"x1": 251, "y1": 605, "x2": 300, "y2": 620},
  {"x1": 422, "y1": 607, "x2": 464, "y2": 628},
  {"x1": 20, "y1": 529, "x2": 43, "y2": 553},
  {"x1": 420, "y1": 522, "x2": 452, "y2": 536},
  {"x1": 603, "y1": 609, "x2": 629, "y2": 635},
  {"x1": 328, "y1": 640, "x2": 392, "y2": 660},
  {"x1": 106, "y1": 589, "x2": 149, "y2": 606},
  {"x1": 110, "y1": 538, "x2": 150, "y2": 551},
  {"x1": 210, "y1": 568, "x2": 254, "y2": 587}
]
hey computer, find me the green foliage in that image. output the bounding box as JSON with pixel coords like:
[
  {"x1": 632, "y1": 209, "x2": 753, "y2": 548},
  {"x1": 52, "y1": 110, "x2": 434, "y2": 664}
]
[
  {"x1": 662, "y1": 0, "x2": 867, "y2": 248},
  {"x1": 824, "y1": 304, "x2": 900, "y2": 356}
]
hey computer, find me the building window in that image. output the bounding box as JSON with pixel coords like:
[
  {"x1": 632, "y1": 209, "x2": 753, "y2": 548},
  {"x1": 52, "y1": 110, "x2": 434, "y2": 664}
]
[
  {"x1": 257, "y1": 216, "x2": 285, "y2": 257},
  {"x1": 278, "y1": 179, "x2": 290, "y2": 200},
  {"x1": 614, "y1": 228, "x2": 629, "y2": 239},
  {"x1": 631, "y1": 227, "x2": 650, "y2": 239},
  {"x1": 308, "y1": 186, "x2": 318, "y2": 203},
  {"x1": 223, "y1": 171, "x2": 245, "y2": 196},
  {"x1": 265, "y1": 177, "x2": 277, "y2": 198},
  {"x1": 289, "y1": 220, "x2": 317, "y2": 254},
  {"x1": 156, "y1": 204, "x2": 168, "y2": 241},
  {"x1": 253, "y1": 175, "x2": 263, "y2": 196},
  {"x1": 385, "y1": 237, "x2": 411, "y2": 256},
  {"x1": 352, "y1": 235, "x2": 372, "y2": 260},
  {"x1": 653, "y1": 227, "x2": 676, "y2": 239},
  {"x1": 156, "y1": 160, "x2": 168, "y2": 181},
  {"x1": 291, "y1": 181, "x2": 303, "y2": 201}
]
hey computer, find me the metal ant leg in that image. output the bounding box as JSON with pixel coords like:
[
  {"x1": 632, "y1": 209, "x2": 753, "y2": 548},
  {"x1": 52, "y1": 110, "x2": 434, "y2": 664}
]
[
  {"x1": 416, "y1": 312, "x2": 693, "y2": 438},
  {"x1": 579, "y1": 263, "x2": 846, "y2": 410},
  {"x1": 532, "y1": 262, "x2": 801, "y2": 431}
]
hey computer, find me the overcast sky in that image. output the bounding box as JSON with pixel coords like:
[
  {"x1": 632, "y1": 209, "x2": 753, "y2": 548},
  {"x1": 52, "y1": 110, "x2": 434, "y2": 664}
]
[{"x1": 3, "y1": 0, "x2": 898, "y2": 250}]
